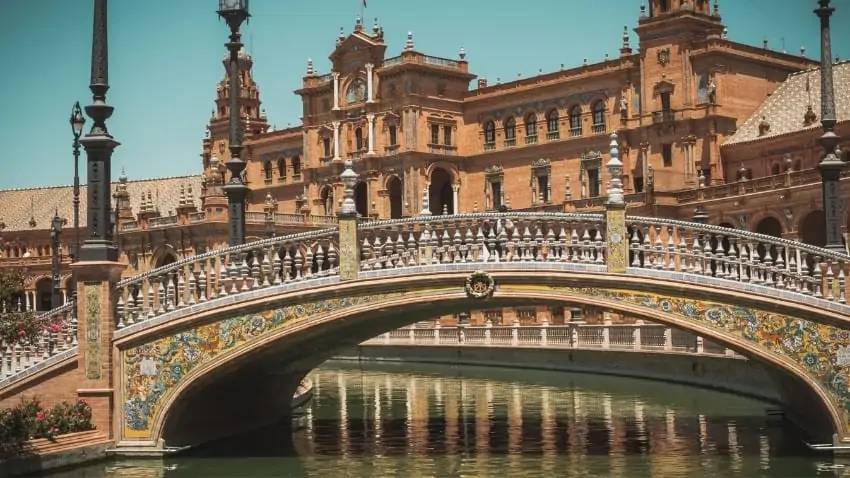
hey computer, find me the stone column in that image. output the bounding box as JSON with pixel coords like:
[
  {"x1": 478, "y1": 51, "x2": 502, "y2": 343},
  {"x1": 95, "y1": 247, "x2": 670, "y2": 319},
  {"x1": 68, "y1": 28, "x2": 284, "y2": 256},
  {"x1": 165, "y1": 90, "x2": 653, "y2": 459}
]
[
  {"x1": 366, "y1": 114, "x2": 376, "y2": 156},
  {"x1": 605, "y1": 132, "x2": 628, "y2": 273},
  {"x1": 72, "y1": 260, "x2": 128, "y2": 440},
  {"x1": 332, "y1": 120, "x2": 341, "y2": 161},
  {"x1": 451, "y1": 183, "x2": 459, "y2": 214},
  {"x1": 365, "y1": 63, "x2": 375, "y2": 103},
  {"x1": 332, "y1": 72, "x2": 340, "y2": 110},
  {"x1": 338, "y1": 159, "x2": 360, "y2": 281}
]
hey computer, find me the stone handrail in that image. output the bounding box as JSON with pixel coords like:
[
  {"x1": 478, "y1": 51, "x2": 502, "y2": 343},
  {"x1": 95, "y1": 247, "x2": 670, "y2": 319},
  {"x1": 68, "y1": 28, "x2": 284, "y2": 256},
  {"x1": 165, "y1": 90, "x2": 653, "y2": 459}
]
[
  {"x1": 362, "y1": 323, "x2": 738, "y2": 357},
  {"x1": 1, "y1": 301, "x2": 78, "y2": 384},
  {"x1": 356, "y1": 212, "x2": 606, "y2": 268},
  {"x1": 109, "y1": 209, "x2": 850, "y2": 329},
  {"x1": 113, "y1": 226, "x2": 340, "y2": 328},
  {"x1": 628, "y1": 216, "x2": 850, "y2": 300}
]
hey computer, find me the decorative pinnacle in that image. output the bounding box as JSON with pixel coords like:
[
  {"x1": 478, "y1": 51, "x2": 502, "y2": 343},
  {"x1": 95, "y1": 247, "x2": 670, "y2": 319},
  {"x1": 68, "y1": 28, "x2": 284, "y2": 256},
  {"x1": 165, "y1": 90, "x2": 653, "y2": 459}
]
[
  {"x1": 405, "y1": 31, "x2": 415, "y2": 51},
  {"x1": 306, "y1": 58, "x2": 314, "y2": 76},
  {"x1": 459, "y1": 46, "x2": 466, "y2": 60},
  {"x1": 419, "y1": 187, "x2": 431, "y2": 216},
  {"x1": 339, "y1": 159, "x2": 359, "y2": 216},
  {"x1": 606, "y1": 131, "x2": 624, "y2": 205},
  {"x1": 622, "y1": 25, "x2": 630, "y2": 50}
]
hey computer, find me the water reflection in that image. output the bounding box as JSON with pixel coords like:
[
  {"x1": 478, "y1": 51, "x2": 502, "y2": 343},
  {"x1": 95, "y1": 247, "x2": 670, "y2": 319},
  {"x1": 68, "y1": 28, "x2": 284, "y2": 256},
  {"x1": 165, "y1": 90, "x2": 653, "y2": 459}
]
[{"x1": 44, "y1": 361, "x2": 842, "y2": 477}]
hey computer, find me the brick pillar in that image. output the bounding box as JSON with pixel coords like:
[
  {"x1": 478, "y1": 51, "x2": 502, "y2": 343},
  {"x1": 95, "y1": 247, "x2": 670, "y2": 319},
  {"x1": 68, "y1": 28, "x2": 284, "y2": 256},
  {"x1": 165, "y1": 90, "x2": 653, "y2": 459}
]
[{"x1": 72, "y1": 260, "x2": 127, "y2": 440}]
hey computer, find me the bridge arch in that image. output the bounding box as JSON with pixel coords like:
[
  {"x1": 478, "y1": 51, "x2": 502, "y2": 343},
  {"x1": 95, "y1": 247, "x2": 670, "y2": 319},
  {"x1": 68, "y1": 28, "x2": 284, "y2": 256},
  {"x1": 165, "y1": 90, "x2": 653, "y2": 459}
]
[{"x1": 114, "y1": 271, "x2": 849, "y2": 449}]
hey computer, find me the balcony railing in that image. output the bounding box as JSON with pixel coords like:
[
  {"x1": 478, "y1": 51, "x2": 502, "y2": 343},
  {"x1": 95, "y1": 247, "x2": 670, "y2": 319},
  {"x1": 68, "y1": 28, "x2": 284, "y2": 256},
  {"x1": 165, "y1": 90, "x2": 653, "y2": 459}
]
[{"x1": 651, "y1": 110, "x2": 682, "y2": 123}]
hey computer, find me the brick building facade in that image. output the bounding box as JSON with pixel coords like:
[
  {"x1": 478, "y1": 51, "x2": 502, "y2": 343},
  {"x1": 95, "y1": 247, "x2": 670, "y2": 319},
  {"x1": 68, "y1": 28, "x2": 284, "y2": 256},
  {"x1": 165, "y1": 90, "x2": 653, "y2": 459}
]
[{"x1": 1, "y1": 1, "x2": 847, "y2": 325}]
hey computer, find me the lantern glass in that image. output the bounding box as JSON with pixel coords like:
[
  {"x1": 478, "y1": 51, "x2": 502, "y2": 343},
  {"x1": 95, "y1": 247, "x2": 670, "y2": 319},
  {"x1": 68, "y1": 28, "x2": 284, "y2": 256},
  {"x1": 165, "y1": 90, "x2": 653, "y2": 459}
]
[
  {"x1": 70, "y1": 102, "x2": 86, "y2": 139},
  {"x1": 218, "y1": 0, "x2": 248, "y2": 13}
]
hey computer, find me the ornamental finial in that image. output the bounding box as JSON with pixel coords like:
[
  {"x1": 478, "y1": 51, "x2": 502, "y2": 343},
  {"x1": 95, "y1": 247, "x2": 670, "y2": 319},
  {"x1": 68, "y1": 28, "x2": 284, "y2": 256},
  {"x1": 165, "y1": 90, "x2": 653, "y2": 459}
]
[
  {"x1": 606, "y1": 131, "x2": 624, "y2": 205},
  {"x1": 339, "y1": 159, "x2": 359, "y2": 217},
  {"x1": 419, "y1": 187, "x2": 431, "y2": 216}
]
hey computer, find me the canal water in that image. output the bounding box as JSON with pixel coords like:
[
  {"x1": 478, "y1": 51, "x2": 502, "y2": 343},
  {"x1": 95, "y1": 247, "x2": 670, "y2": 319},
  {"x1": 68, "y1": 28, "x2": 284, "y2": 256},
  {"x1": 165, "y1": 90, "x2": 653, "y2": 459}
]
[{"x1": 44, "y1": 361, "x2": 843, "y2": 477}]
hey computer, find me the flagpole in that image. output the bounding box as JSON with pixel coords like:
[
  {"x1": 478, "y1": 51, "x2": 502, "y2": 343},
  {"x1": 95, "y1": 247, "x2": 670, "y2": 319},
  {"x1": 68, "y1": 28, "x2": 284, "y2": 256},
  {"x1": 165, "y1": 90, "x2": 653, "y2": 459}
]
[{"x1": 360, "y1": 0, "x2": 365, "y2": 22}]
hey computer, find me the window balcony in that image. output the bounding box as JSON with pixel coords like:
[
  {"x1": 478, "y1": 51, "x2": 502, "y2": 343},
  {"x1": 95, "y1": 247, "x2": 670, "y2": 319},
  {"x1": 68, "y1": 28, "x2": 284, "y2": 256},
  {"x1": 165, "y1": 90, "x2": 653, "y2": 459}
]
[
  {"x1": 591, "y1": 123, "x2": 606, "y2": 135},
  {"x1": 651, "y1": 110, "x2": 681, "y2": 123},
  {"x1": 546, "y1": 131, "x2": 560, "y2": 141},
  {"x1": 504, "y1": 138, "x2": 516, "y2": 148},
  {"x1": 484, "y1": 142, "x2": 496, "y2": 152},
  {"x1": 264, "y1": 177, "x2": 273, "y2": 185},
  {"x1": 277, "y1": 175, "x2": 286, "y2": 183},
  {"x1": 569, "y1": 127, "x2": 582, "y2": 137},
  {"x1": 525, "y1": 134, "x2": 538, "y2": 145}
]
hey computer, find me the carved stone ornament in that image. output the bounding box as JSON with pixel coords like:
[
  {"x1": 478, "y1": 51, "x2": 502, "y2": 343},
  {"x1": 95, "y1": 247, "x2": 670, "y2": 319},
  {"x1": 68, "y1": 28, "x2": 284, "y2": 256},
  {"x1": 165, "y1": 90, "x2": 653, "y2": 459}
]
[
  {"x1": 657, "y1": 48, "x2": 670, "y2": 67},
  {"x1": 465, "y1": 271, "x2": 496, "y2": 299}
]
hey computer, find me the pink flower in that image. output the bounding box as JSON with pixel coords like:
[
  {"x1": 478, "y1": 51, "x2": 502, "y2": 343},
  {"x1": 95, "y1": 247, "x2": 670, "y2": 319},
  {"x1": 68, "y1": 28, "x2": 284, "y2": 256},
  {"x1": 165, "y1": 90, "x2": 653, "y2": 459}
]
[{"x1": 36, "y1": 411, "x2": 46, "y2": 422}]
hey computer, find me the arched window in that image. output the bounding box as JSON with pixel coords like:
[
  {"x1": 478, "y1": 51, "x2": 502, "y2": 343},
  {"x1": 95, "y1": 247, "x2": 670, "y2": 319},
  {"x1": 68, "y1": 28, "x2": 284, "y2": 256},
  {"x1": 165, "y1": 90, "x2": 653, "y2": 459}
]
[
  {"x1": 546, "y1": 109, "x2": 559, "y2": 140},
  {"x1": 483, "y1": 120, "x2": 496, "y2": 150},
  {"x1": 569, "y1": 106, "x2": 582, "y2": 136},
  {"x1": 591, "y1": 101, "x2": 606, "y2": 134},
  {"x1": 504, "y1": 117, "x2": 516, "y2": 146},
  {"x1": 355, "y1": 128, "x2": 364, "y2": 151},
  {"x1": 524, "y1": 114, "x2": 538, "y2": 144},
  {"x1": 292, "y1": 156, "x2": 301, "y2": 180},
  {"x1": 277, "y1": 158, "x2": 286, "y2": 181},
  {"x1": 263, "y1": 161, "x2": 272, "y2": 184}
]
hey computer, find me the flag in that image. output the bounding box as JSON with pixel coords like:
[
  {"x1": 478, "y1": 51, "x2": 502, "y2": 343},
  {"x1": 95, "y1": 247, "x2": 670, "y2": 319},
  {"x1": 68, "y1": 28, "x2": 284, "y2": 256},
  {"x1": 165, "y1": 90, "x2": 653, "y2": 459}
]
[{"x1": 363, "y1": 0, "x2": 367, "y2": 7}]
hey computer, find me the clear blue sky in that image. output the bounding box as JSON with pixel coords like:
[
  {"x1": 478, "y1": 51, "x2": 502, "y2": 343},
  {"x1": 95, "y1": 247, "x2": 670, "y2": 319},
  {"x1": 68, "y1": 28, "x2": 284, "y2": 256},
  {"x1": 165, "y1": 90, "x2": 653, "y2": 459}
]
[{"x1": 0, "y1": 0, "x2": 847, "y2": 190}]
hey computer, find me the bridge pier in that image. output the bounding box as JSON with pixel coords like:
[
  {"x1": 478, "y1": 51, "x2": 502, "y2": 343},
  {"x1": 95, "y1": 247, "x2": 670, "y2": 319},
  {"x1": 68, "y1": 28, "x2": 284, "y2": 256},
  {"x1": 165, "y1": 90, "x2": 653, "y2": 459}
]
[{"x1": 71, "y1": 260, "x2": 126, "y2": 443}]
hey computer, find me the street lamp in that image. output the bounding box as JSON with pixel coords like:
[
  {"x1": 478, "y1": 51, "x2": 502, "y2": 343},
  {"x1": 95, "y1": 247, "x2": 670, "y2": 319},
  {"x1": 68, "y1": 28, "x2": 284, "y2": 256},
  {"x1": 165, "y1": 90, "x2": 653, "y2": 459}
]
[
  {"x1": 51, "y1": 211, "x2": 63, "y2": 309},
  {"x1": 69, "y1": 102, "x2": 85, "y2": 263},
  {"x1": 815, "y1": 0, "x2": 845, "y2": 252},
  {"x1": 78, "y1": 0, "x2": 120, "y2": 262},
  {"x1": 217, "y1": 0, "x2": 251, "y2": 246}
]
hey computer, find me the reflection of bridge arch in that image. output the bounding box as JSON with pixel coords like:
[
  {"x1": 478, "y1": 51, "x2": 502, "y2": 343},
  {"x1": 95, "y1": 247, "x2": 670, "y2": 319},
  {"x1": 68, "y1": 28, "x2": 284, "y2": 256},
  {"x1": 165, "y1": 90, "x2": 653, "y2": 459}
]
[{"x1": 114, "y1": 270, "x2": 848, "y2": 449}]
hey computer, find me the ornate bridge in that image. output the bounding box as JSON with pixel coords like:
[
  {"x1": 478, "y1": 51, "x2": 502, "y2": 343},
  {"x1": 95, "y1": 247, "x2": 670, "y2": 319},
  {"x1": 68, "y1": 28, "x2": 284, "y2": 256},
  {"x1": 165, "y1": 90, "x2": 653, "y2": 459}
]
[{"x1": 4, "y1": 143, "x2": 850, "y2": 453}]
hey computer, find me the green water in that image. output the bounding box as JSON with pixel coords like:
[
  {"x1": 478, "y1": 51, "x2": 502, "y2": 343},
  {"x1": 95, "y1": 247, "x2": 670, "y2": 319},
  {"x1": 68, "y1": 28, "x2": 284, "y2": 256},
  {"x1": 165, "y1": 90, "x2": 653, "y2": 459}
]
[{"x1": 42, "y1": 361, "x2": 847, "y2": 477}]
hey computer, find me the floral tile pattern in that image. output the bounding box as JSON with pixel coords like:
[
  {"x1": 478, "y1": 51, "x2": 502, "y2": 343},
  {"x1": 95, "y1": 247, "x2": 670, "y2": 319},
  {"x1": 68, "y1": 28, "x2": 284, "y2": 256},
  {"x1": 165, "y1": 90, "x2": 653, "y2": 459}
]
[
  {"x1": 556, "y1": 286, "x2": 850, "y2": 430},
  {"x1": 121, "y1": 293, "x2": 398, "y2": 439}
]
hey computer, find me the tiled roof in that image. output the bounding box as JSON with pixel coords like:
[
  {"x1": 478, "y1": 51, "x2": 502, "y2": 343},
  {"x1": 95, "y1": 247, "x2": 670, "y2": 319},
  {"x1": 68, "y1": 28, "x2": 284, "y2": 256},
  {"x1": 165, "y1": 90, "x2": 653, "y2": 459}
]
[
  {"x1": 724, "y1": 61, "x2": 850, "y2": 146},
  {"x1": 0, "y1": 175, "x2": 203, "y2": 232}
]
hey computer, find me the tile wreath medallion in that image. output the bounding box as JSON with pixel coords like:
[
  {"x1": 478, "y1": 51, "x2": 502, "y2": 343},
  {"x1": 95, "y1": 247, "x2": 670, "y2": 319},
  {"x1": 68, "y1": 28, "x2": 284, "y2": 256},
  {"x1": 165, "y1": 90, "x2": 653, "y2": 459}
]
[
  {"x1": 121, "y1": 292, "x2": 402, "y2": 438},
  {"x1": 546, "y1": 285, "x2": 850, "y2": 428}
]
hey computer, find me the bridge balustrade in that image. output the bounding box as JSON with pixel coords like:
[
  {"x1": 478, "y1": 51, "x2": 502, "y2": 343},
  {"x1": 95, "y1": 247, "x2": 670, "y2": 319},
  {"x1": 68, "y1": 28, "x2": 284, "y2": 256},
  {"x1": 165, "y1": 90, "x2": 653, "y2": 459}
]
[
  {"x1": 0, "y1": 302, "x2": 77, "y2": 385},
  {"x1": 105, "y1": 212, "x2": 850, "y2": 330},
  {"x1": 362, "y1": 323, "x2": 739, "y2": 357}
]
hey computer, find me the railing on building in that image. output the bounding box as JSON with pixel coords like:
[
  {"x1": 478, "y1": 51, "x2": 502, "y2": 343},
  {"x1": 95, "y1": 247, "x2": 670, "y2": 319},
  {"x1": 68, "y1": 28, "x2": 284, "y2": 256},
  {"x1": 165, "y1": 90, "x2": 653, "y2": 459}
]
[
  {"x1": 673, "y1": 168, "x2": 850, "y2": 204},
  {"x1": 363, "y1": 323, "x2": 736, "y2": 357}
]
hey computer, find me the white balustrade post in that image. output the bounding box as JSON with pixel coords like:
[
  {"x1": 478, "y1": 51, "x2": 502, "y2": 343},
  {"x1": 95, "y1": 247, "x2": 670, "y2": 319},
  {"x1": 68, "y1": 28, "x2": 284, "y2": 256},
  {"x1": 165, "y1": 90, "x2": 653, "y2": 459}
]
[
  {"x1": 633, "y1": 320, "x2": 643, "y2": 350},
  {"x1": 696, "y1": 336, "x2": 704, "y2": 354},
  {"x1": 365, "y1": 63, "x2": 375, "y2": 103},
  {"x1": 409, "y1": 325, "x2": 415, "y2": 344},
  {"x1": 570, "y1": 324, "x2": 578, "y2": 348},
  {"x1": 540, "y1": 320, "x2": 548, "y2": 347},
  {"x1": 366, "y1": 113, "x2": 376, "y2": 156},
  {"x1": 484, "y1": 319, "x2": 492, "y2": 345},
  {"x1": 664, "y1": 327, "x2": 673, "y2": 351},
  {"x1": 435, "y1": 323, "x2": 441, "y2": 345},
  {"x1": 332, "y1": 72, "x2": 341, "y2": 110},
  {"x1": 332, "y1": 120, "x2": 341, "y2": 161},
  {"x1": 725, "y1": 348, "x2": 735, "y2": 357},
  {"x1": 383, "y1": 332, "x2": 390, "y2": 344},
  {"x1": 511, "y1": 322, "x2": 519, "y2": 346},
  {"x1": 602, "y1": 324, "x2": 610, "y2": 349}
]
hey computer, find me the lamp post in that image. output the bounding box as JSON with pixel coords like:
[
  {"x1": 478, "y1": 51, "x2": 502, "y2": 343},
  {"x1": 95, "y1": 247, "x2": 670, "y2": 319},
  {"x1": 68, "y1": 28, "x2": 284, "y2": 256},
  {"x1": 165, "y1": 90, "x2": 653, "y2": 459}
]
[
  {"x1": 69, "y1": 102, "x2": 85, "y2": 262},
  {"x1": 50, "y1": 211, "x2": 63, "y2": 309},
  {"x1": 217, "y1": 0, "x2": 251, "y2": 246},
  {"x1": 78, "y1": 0, "x2": 119, "y2": 262},
  {"x1": 815, "y1": 0, "x2": 845, "y2": 252}
]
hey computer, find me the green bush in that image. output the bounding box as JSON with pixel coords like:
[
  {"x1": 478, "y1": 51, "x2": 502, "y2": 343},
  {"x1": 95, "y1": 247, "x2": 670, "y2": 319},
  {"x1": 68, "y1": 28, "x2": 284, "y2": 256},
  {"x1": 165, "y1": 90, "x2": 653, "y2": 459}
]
[{"x1": 0, "y1": 397, "x2": 94, "y2": 450}]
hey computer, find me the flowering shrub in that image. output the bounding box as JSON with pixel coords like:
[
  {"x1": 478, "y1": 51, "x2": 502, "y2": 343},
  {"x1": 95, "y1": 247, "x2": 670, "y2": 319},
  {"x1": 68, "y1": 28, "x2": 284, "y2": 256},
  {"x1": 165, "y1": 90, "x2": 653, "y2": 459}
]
[{"x1": 0, "y1": 397, "x2": 94, "y2": 450}]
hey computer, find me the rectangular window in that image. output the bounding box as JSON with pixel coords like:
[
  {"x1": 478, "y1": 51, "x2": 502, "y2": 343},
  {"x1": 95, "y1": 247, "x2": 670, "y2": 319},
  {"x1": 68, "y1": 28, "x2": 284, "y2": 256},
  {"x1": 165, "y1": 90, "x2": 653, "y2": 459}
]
[
  {"x1": 323, "y1": 138, "x2": 331, "y2": 157},
  {"x1": 662, "y1": 143, "x2": 673, "y2": 166},
  {"x1": 388, "y1": 125, "x2": 397, "y2": 146},
  {"x1": 491, "y1": 181, "x2": 502, "y2": 209},
  {"x1": 431, "y1": 124, "x2": 440, "y2": 145},
  {"x1": 537, "y1": 175, "x2": 550, "y2": 203},
  {"x1": 587, "y1": 169, "x2": 600, "y2": 197},
  {"x1": 661, "y1": 92, "x2": 672, "y2": 112},
  {"x1": 443, "y1": 126, "x2": 452, "y2": 146},
  {"x1": 697, "y1": 72, "x2": 709, "y2": 104},
  {"x1": 634, "y1": 176, "x2": 644, "y2": 193}
]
